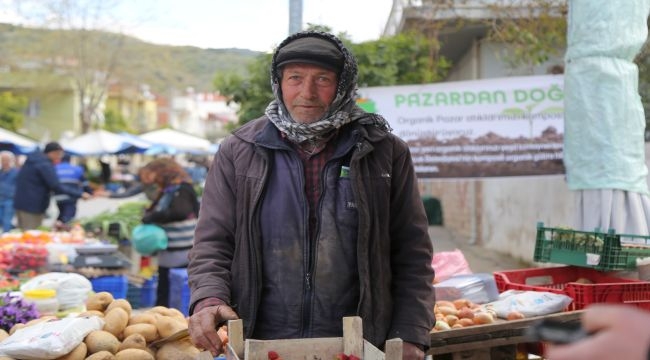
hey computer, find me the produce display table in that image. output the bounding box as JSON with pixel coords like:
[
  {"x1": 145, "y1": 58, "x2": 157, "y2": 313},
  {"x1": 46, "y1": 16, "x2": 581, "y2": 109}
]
[{"x1": 428, "y1": 310, "x2": 583, "y2": 360}]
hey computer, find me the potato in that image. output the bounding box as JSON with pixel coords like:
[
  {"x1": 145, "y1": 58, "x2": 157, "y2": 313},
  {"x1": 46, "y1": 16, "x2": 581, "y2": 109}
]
[
  {"x1": 154, "y1": 314, "x2": 188, "y2": 338},
  {"x1": 163, "y1": 307, "x2": 187, "y2": 322},
  {"x1": 54, "y1": 342, "x2": 87, "y2": 360},
  {"x1": 156, "y1": 339, "x2": 201, "y2": 360},
  {"x1": 9, "y1": 323, "x2": 26, "y2": 335},
  {"x1": 78, "y1": 310, "x2": 105, "y2": 318},
  {"x1": 103, "y1": 307, "x2": 129, "y2": 338},
  {"x1": 128, "y1": 313, "x2": 156, "y2": 326},
  {"x1": 25, "y1": 315, "x2": 58, "y2": 327},
  {"x1": 85, "y1": 350, "x2": 115, "y2": 360},
  {"x1": 118, "y1": 333, "x2": 147, "y2": 352},
  {"x1": 114, "y1": 348, "x2": 154, "y2": 360},
  {"x1": 105, "y1": 299, "x2": 132, "y2": 316},
  {"x1": 123, "y1": 323, "x2": 158, "y2": 342},
  {"x1": 86, "y1": 292, "x2": 114, "y2": 312},
  {"x1": 85, "y1": 330, "x2": 120, "y2": 354},
  {"x1": 147, "y1": 306, "x2": 186, "y2": 322},
  {"x1": 0, "y1": 357, "x2": 15, "y2": 360},
  {"x1": 0, "y1": 329, "x2": 9, "y2": 341}
]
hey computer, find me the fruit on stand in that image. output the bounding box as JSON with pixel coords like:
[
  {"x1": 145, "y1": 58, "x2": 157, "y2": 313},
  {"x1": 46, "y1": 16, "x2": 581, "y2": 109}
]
[{"x1": 432, "y1": 298, "x2": 523, "y2": 331}]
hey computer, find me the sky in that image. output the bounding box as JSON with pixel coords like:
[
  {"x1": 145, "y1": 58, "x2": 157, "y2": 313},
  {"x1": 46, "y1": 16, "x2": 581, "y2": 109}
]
[{"x1": 0, "y1": 0, "x2": 395, "y2": 52}]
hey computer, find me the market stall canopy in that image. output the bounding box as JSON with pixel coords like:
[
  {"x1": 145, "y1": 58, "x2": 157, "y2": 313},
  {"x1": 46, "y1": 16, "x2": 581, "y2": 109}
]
[
  {"x1": 0, "y1": 128, "x2": 37, "y2": 154},
  {"x1": 138, "y1": 128, "x2": 213, "y2": 154},
  {"x1": 564, "y1": 0, "x2": 650, "y2": 234},
  {"x1": 61, "y1": 130, "x2": 151, "y2": 156}
]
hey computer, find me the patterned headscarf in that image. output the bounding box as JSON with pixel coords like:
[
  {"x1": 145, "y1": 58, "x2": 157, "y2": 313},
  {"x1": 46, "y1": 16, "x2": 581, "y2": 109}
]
[{"x1": 266, "y1": 31, "x2": 391, "y2": 144}]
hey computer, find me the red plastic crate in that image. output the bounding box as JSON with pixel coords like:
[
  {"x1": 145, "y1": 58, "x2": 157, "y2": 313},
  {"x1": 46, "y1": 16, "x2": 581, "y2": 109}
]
[{"x1": 493, "y1": 265, "x2": 650, "y2": 311}]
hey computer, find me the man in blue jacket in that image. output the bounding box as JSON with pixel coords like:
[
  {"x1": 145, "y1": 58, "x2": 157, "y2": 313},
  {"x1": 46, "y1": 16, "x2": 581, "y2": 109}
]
[
  {"x1": 54, "y1": 154, "x2": 92, "y2": 225},
  {"x1": 13, "y1": 142, "x2": 91, "y2": 230}
]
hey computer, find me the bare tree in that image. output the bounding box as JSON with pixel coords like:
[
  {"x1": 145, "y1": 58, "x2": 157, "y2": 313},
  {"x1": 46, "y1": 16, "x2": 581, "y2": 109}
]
[
  {"x1": 482, "y1": 0, "x2": 567, "y2": 73},
  {"x1": 11, "y1": 0, "x2": 136, "y2": 133}
]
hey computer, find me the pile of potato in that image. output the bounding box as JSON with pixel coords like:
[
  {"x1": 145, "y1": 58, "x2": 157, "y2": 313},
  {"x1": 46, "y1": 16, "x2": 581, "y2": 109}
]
[
  {"x1": 0, "y1": 291, "x2": 204, "y2": 360},
  {"x1": 432, "y1": 298, "x2": 525, "y2": 331}
]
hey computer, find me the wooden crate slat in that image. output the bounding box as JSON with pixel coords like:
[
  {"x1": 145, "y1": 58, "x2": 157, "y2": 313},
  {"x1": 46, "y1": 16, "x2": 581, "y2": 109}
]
[
  {"x1": 246, "y1": 337, "x2": 343, "y2": 360},
  {"x1": 343, "y1": 316, "x2": 363, "y2": 356}
]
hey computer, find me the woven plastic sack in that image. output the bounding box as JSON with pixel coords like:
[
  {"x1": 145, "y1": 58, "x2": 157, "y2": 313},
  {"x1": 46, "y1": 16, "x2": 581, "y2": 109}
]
[{"x1": 0, "y1": 316, "x2": 104, "y2": 359}]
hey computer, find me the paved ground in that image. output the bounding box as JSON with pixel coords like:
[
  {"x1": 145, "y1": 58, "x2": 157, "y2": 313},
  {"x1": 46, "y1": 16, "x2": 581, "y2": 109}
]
[{"x1": 430, "y1": 225, "x2": 531, "y2": 274}]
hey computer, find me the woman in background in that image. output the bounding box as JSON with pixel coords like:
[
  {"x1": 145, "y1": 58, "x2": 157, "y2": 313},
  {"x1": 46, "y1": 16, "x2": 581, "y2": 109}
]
[{"x1": 141, "y1": 158, "x2": 199, "y2": 307}]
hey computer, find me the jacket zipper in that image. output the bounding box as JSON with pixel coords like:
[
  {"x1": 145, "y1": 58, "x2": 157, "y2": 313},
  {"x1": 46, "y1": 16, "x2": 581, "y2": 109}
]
[
  {"x1": 297, "y1": 155, "x2": 314, "y2": 338},
  {"x1": 247, "y1": 147, "x2": 270, "y2": 337}
]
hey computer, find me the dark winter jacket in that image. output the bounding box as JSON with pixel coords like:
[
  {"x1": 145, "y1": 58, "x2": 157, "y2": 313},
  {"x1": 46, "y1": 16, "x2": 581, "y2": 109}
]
[
  {"x1": 14, "y1": 151, "x2": 84, "y2": 214},
  {"x1": 143, "y1": 182, "x2": 199, "y2": 268},
  {"x1": 188, "y1": 117, "x2": 435, "y2": 348}
]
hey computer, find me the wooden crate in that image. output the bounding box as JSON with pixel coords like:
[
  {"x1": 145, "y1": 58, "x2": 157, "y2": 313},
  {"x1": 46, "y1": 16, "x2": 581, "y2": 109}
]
[
  {"x1": 226, "y1": 316, "x2": 403, "y2": 360},
  {"x1": 428, "y1": 311, "x2": 583, "y2": 360}
]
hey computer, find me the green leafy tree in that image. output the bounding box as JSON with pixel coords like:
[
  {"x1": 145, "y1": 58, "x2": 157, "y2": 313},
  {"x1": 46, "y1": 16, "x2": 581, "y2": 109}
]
[
  {"x1": 0, "y1": 91, "x2": 28, "y2": 131},
  {"x1": 351, "y1": 31, "x2": 451, "y2": 87},
  {"x1": 103, "y1": 109, "x2": 135, "y2": 134},
  {"x1": 214, "y1": 52, "x2": 274, "y2": 127}
]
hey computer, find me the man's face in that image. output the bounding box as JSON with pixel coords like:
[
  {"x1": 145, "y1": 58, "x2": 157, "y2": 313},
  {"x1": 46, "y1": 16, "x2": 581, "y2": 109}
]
[
  {"x1": 47, "y1": 150, "x2": 64, "y2": 164},
  {"x1": 1, "y1": 155, "x2": 11, "y2": 170},
  {"x1": 280, "y1": 63, "x2": 338, "y2": 124}
]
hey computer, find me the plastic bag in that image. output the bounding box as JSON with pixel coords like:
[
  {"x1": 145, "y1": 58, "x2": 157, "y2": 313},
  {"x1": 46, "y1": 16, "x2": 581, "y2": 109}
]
[
  {"x1": 0, "y1": 316, "x2": 104, "y2": 359},
  {"x1": 431, "y1": 249, "x2": 473, "y2": 283},
  {"x1": 434, "y1": 273, "x2": 500, "y2": 304},
  {"x1": 20, "y1": 272, "x2": 93, "y2": 310},
  {"x1": 484, "y1": 290, "x2": 573, "y2": 318}
]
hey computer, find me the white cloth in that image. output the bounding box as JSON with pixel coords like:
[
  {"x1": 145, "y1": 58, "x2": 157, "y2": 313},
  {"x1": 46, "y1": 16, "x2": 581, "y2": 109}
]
[{"x1": 574, "y1": 189, "x2": 650, "y2": 237}]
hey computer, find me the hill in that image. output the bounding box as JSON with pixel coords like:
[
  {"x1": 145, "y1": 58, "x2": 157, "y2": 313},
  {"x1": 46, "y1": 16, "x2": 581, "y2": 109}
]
[{"x1": 0, "y1": 23, "x2": 262, "y2": 93}]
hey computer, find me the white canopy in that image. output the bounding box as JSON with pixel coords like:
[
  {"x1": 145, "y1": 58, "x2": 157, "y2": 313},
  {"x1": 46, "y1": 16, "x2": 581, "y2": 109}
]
[
  {"x1": 61, "y1": 130, "x2": 151, "y2": 156},
  {"x1": 0, "y1": 127, "x2": 37, "y2": 154},
  {"x1": 138, "y1": 128, "x2": 213, "y2": 154}
]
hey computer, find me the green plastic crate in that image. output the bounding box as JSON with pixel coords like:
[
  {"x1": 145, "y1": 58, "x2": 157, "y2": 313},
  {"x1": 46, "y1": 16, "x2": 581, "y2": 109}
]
[{"x1": 534, "y1": 222, "x2": 650, "y2": 271}]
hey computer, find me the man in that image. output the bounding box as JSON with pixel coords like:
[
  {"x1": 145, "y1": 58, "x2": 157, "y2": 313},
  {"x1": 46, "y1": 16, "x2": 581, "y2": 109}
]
[
  {"x1": 54, "y1": 154, "x2": 92, "y2": 225},
  {"x1": 0, "y1": 151, "x2": 18, "y2": 232},
  {"x1": 13, "y1": 142, "x2": 91, "y2": 230},
  {"x1": 187, "y1": 31, "x2": 435, "y2": 359}
]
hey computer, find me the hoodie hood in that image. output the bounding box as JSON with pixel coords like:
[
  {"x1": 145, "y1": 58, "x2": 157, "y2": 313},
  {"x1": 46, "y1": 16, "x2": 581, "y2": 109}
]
[{"x1": 270, "y1": 31, "x2": 359, "y2": 115}]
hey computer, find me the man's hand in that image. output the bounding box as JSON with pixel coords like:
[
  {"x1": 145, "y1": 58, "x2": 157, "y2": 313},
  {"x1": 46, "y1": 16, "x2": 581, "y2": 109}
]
[
  {"x1": 81, "y1": 192, "x2": 92, "y2": 200},
  {"x1": 545, "y1": 304, "x2": 650, "y2": 360},
  {"x1": 188, "y1": 303, "x2": 239, "y2": 356},
  {"x1": 403, "y1": 341, "x2": 425, "y2": 360}
]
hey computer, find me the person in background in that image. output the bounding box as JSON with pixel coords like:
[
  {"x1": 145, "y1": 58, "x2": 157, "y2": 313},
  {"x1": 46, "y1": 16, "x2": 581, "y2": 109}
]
[
  {"x1": 98, "y1": 156, "x2": 112, "y2": 186},
  {"x1": 0, "y1": 151, "x2": 18, "y2": 232},
  {"x1": 187, "y1": 31, "x2": 434, "y2": 360},
  {"x1": 13, "y1": 142, "x2": 91, "y2": 230},
  {"x1": 54, "y1": 154, "x2": 92, "y2": 226},
  {"x1": 140, "y1": 158, "x2": 199, "y2": 307},
  {"x1": 545, "y1": 304, "x2": 650, "y2": 360},
  {"x1": 96, "y1": 165, "x2": 160, "y2": 201}
]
